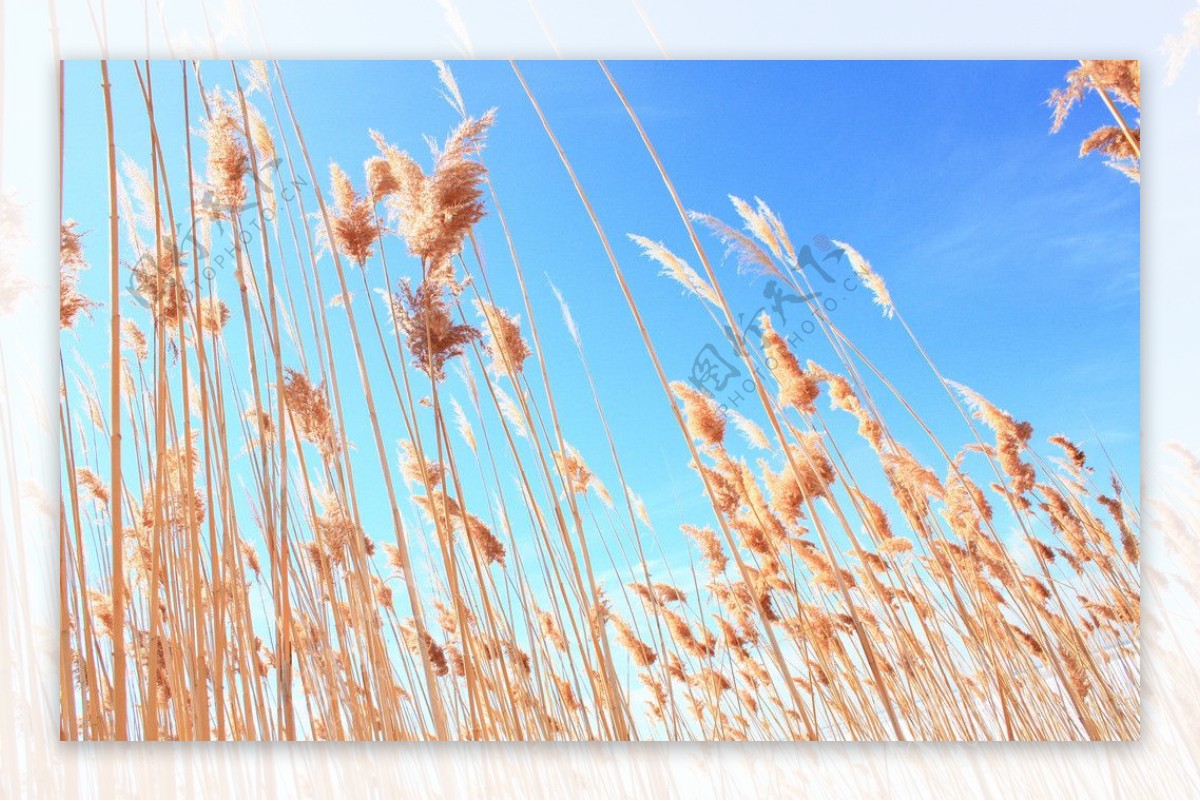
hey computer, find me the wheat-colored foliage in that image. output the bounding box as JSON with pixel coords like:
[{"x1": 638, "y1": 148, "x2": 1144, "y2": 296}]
[
  {"x1": 1050, "y1": 60, "x2": 1141, "y2": 181},
  {"x1": 58, "y1": 60, "x2": 1139, "y2": 744}
]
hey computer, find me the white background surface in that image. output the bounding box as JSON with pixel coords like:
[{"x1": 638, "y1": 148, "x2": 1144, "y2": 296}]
[{"x1": 2, "y1": 1, "x2": 1196, "y2": 797}]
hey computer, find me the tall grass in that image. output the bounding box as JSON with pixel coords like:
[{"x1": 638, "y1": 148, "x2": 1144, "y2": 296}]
[{"x1": 59, "y1": 59, "x2": 1140, "y2": 741}]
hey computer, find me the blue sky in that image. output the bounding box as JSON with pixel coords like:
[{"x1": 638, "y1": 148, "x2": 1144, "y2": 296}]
[{"x1": 61, "y1": 59, "x2": 1139, "y2": 595}]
